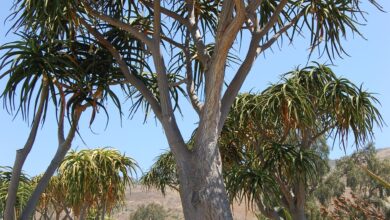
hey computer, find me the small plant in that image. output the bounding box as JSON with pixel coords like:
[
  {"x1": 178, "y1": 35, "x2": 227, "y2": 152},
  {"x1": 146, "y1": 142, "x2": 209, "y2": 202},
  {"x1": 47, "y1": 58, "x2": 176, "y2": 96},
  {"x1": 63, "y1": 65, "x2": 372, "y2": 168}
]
[{"x1": 129, "y1": 203, "x2": 176, "y2": 220}]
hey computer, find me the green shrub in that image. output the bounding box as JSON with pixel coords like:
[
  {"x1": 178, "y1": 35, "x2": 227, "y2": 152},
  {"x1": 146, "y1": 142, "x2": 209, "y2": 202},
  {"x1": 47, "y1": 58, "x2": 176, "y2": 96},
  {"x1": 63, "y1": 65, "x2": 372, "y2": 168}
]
[{"x1": 129, "y1": 203, "x2": 171, "y2": 220}]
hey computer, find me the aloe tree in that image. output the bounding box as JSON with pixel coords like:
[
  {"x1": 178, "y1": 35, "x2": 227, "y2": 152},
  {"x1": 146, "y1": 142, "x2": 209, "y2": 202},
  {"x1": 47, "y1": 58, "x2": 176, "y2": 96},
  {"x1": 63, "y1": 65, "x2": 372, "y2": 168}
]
[
  {"x1": 58, "y1": 148, "x2": 138, "y2": 220},
  {"x1": 222, "y1": 64, "x2": 383, "y2": 219},
  {"x1": 232, "y1": 64, "x2": 384, "y2": 219},
  {"x1": 3, "y1": 0, "x2": 384, "y2": 219},
  {"x1": 0, "y1": 32, "x2": 136, "y2": 219},
  {"x1": 141, "y1": 100, "x2": 328, "y2": 219},
  {"x1": 0, "y1": 34, "x2": 79, "y2": 219},
  {"x1": 142, "y1": 64, "x2": 384, "y2": 219}
]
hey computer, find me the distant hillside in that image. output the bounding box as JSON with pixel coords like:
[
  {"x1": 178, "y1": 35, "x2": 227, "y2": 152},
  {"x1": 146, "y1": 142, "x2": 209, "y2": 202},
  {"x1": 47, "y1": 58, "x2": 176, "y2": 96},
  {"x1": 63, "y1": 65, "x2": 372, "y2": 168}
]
[
  {"x1": 377, "y1": 147, "x2": 390, "y2": 160},
  {"x1": 113, "y1": 148, "x2": 390, "y2": 219},
  {"x1": 329, "y1": 147, "x2": 390, "y2": 169},
  {"x1": 112, "y1": 185, "x2": 257, "y2": 220}
]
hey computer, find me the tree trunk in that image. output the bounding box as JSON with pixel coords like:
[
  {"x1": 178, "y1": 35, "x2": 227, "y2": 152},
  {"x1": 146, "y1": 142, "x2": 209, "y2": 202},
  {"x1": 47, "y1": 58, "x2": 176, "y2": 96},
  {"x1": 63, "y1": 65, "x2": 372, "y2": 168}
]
[
  {"x1": 164, "y1": 118, "x2": 232, "y2": 220},
  {"x1": 158, "y1": 49, "x2": 233, "y2": 219},
  {"x1": 4, "y1": 149, "x2": 29, "y2": 220},
  {"x1": 99, "y1": 203, "x2": 106, "y2": 220},
  {"x1": 63, "y1": 208, "x2": 73, "y2": 220},
  {"x1": 3, "y1": 84, "x2": 48, "y2": 220},
  {"x1": 20, "y1": 107, "x2": 80, "y2": 220},
  {"x1": 291, "y1": 180, "x2": 306, "y2": 220},
  {"x1": 291, "y1": 208, "x2": 306, "y2": 220},
  {"x1": 255, "y1": 200, "x2": 281, "y2": 220},
  {"x1": 55, "y1": 210, "x2": 61, "y2": 220},
  {"x1": 173, "y1": 143, "x2": 232, "y2": 220},
  {"x1": 20, "y1": 142, "x2": 73, "y2": 219},
  {"x1": 79, "y1": 204, "x2": 88, "y2": 220}
]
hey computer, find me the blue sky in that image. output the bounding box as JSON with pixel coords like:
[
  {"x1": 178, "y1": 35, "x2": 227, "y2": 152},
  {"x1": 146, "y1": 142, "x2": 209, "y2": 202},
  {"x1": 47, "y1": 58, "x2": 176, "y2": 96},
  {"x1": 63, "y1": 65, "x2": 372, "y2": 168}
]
[{"x1": 0, "y1": 1, "x2": 389, "y2": 176}]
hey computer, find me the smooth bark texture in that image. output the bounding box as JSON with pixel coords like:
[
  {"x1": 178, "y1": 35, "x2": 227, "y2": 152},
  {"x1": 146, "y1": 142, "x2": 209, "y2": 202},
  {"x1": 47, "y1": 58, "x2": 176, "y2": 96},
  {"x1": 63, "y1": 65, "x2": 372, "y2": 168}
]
[
  {"x1": 20, "y1": 111, "x2": 81, "y2": 220},
  {"x1": 290, "y1": 181, "x2": 307, "y2": 220},
  {"x1": 170, "y1": 141, "x2": 232, "y2": 220},
  {"x1": 101, "y1": 205, "x2": 106, "y2": 220},
  {"x1": 158, "y1": 90, "x2": 232, "y2": 219},
  {"x1": 20, "y1": 143, "x2": 70, "y2": 219},
  {"x1": 275, "y1": 159, "x2": 308, "y2": 220},
  {"x1": 189, "y1": 141, "x2": 231, "y2": 220},
  {"x1": 291, "y1": 208, "x2": 306, "y2": 220},
  {"x1": 3, "y1": 82, "x2": 48, "y2": 220},
  {"x1": 165, "y1": 57, "x2": 233, "y2": 219}
]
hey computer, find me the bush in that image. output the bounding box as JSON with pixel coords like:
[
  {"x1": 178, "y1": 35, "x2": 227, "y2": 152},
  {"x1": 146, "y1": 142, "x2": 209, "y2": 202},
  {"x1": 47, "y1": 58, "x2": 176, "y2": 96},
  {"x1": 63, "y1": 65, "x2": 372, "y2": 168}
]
[{"x1": 129, "y1": 203, "x2": 172, "y2": 220}]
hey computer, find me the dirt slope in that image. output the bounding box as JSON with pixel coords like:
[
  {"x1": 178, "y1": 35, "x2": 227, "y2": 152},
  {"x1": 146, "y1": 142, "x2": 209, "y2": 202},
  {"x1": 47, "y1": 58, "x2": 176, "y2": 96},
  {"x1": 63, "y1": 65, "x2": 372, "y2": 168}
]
[
  {"x1": 377, "y1": 147, "x2": 390, "y2": 160},
  {"x1": 112, "y1": 185, "x2": 257, "y2": 220}
]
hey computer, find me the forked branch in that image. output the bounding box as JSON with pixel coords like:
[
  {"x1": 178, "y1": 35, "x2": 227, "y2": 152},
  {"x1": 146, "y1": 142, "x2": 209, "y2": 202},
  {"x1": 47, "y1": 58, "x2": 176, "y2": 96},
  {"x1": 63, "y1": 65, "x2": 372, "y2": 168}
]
[
  {"x1": 220, "y1": 7, "x2": 305, "y2": 131},
  {"x1": 82, "y1": 1, "x2": 154, "y2": 48},
  {"x1": 78, "y1": 17, "x2": 163, "y2": 120}
]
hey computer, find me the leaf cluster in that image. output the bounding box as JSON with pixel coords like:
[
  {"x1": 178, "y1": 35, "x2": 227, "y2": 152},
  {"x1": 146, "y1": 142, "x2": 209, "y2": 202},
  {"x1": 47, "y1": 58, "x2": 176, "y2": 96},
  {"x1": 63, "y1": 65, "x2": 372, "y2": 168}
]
[
  {"x1": 58, "y1": 148, "x2": 139, "y2": 216},
  {"x1": 3, "y1": 0, "x2": 383, "y2": 119},
  {"x1": 236, "y1": 63, "x2": 383, "y2": 148},
  {"x1": 0, "y1": 166, "x2": 33, "y2": 218}
]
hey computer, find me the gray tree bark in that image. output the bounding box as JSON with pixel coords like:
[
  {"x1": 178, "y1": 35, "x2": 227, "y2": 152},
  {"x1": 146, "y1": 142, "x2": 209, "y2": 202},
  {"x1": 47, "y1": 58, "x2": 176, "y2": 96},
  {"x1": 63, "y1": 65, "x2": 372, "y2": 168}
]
[
  {"x1": 3, "y1": 82, "x2": 48, "y2": 220},
  {"x1": 160, "y1": 57, "x2": 233, "y2": 219},
  {"x1": 20, "y1": 141, "x2": 72, "y2": 220},
  {"x1": 151, "y1": 1, "x2": 234, "y2": 216},
  {"x1": 20, "y1": 110, "x2": 81, "y2": 220},
  {"x1": 169, "y1": 140, "x2": 232, "y2": 220},
  {"x1": 291, "y1": 208, "x2": 306, "y2": 220}
]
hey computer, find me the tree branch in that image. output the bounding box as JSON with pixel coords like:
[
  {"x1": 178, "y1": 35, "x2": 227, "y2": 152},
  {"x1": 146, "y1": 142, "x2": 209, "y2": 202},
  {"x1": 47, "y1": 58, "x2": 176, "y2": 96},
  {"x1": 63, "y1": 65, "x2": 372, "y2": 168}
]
[
  {"x1": 151, "y1": 0, "x2": 174, "y2": 119},
  {"x1": 82, "y1": 1, "x2": 154, "y2": 48},
  {"x1": 140, "y1": 2, "x2": 208, "y2": 116},
  {"x1": 63, "y1": 107, "x2": 82, "y2": 146},
  {"x1": 78, "y1": 17, "x2": 163, "y2": 120},
  {"x1": 214, "y1": 0, "x2": 246, "y2": 58},
  {"x1": 168, "y1": 78, "x2": 187, "y2": 88},
  {"x1": 219, "y1": 32, "x2": 262, "y2": 131},
  {"x1": 219, "y1": 9, "x2": 305, "y2": 131},
  {"x1": 308, "y1": 123, "x2": 336, "y2": 147},
  {"x1": 137, "y1": 29, "x2": 185, "y2": 50},
  {"x1": 185, "y1": 1, "x2": 210, "y2": 67},
  {"x1": 184, "y1": 31, "x2": 203, "y2": 115},
  {"x1": 216, "y1": 1, "x2": 235, "y2": 35},
  {"x1": 274, "y1": 175, "x2": 295, "y2": 209},
  {"x1": 53, "y1": 78, "x2": 66, "y2": 144},
  {"x1": 160, "y1": 35, "x2": 185, "y2": 50},
  {"x1": 81, "y1": 5, "x2": 187, "y2": 154},
  {"x1": 140, "y1": 0, "x2": 190, "y2": 28},
  {"x1": 257, "y1": 0, "x2": 289, "y2": 39},
  {"x1": 246, "y1": 0, "x2": 264, "y2": 12},
  {"x1": 245, "y1": 0, "x2": 264, "y2": 33},
  {"x1": 147, "y1": 1, "x2": 188, "y2": 156},
  {"x1": 258, "y1": 10, "x2": 305, "y2": 52}
]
